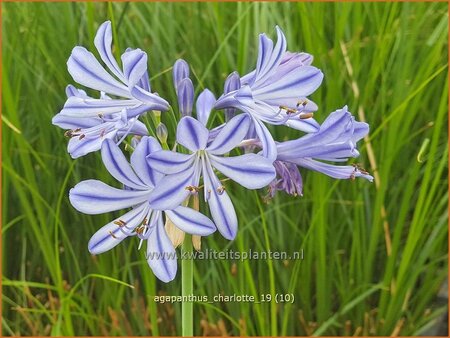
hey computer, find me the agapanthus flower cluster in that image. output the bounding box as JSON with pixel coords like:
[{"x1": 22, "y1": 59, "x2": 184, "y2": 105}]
[{"x1": 54, "y1": 21, "x2": 373, "y2": 282}]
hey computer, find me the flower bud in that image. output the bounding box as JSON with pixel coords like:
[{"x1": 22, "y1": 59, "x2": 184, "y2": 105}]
[
  {"x1": 156, "y1": 123, "x2": 168, "y2": 143},
  {"x1": 173, "y1": 59, "x2": 190, "y2": 93},
  {"x1": 224, "y1": 71, "x2": 241, "y2": 121}
]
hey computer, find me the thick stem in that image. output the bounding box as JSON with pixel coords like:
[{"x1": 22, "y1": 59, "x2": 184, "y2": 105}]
[{"x1": 181, "y1": 234, "x2": 193, "y2": 336}]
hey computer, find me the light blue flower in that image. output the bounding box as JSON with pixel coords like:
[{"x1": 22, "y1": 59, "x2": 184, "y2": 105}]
[
  {"x1": 146, "y1": 113, "x2": 276, "y2": 240},
  {"x1": 60, "y1": 21, "x2": 169, "y2": 117},
  {"x1": 276, "y1": 106, "x2": 374, "y2": 182},
  {"x1": 69, "y1": 138, "x2": 216, "y2": 282},
  {"x1": 214, "y1": 27, "x2": 324, "y2": 161},
  {"x1": 53, "y1": 21, "x2": 170, "y2": 157},
  {"x1": 53, "y1": 86, "x2": 148, "y2": 158}
]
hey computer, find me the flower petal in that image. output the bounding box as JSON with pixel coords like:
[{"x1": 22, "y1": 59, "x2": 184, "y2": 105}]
[
  {"x1": 285, "y1": 118, "x2": 320, "y2": 133},
  {"x1": 295, "y1": 158, "x2": 373, "y2": 181},
  {"x1": 121, "y1": 49, "x2": 148, "y2": 89},
  {"x1": 126, "y1": 119, "x2": 149, "y2": 136},
  {"x1": 196, "y1": 89, "x2": 216, "y2": 126},
  {"x1": 68, "y1": 131, "x2": 115, "y2": 159},
  {"x1": 129, "y1": 86, "x2": 170, "y2": 112},
  {"x1": 147, "y1": 158, "x2": 200, "y2": 210},
  {"x1": 166, "y1": 206, "x2": 216, "y2": 236},
  {"x1": 60, "y1": 96, "x2": 140, "y2": 117},
  {"x1": 254, "y1": 26, "x2": 287, "y2": 86},
  {"x1": 206, "y1": 114, "x2": 250, "y2": 155},
  {"x1": 101, "y1": 139, "x2": 147, "y2": 190},
  {"x1": 251, "y1": 116, "x2": 277, "y2": 162},
  {"x1": 253, "y1": 65, "x2": 323, "y2": 100},
  {"x1": 94, "y1": 21, "x2": 126, "y2": 82},
  {"x1": 209, "y1": 153, "x2": 276, "y2": 189},
  {"x1": 146, "y1": 150, "x2": 195, "y2": 175},
  {"x1": 67, "y1": 46, "x2": 130, "y2": 97},
  {"x1": 66, "y1": 84, "x2": 88, "y2": 98},
  {"x1": 70, "y1": 179, "x2": 150, "y2": 214},
  {"x1": 202, "y1": 159, "x2": 237, "y2": 240},
  {"x1": 176, "y1": 116, "x2": 209, "y2": 151},
  {"x1": 88, "y1": 203, "x2": 149, "y2": 254},
  {"x1": 147, "y1": 215, "x2": 177, "y2": 282},
  {"x1": 177, "y1": 78, "x2": 194, "y2": 117},
  {"x1": 131, "y1": 136, "x2": 164, "y2": 187},
  {"x1": 52, "y1": 113, "x2": 102, "y2": 130}
]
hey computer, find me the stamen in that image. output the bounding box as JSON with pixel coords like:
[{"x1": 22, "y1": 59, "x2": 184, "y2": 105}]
[
  {"x1": 296, "y1": 99, "x2": 308, "y2": 107},
  {"x1": 279, "y1": 105, "x2": 297, "y2": 114},
  {"x1": 64, "y1": 130, "x2": 72, "y2": 138},
  {"x1": 299, "y1": 113, "x2": 314, "y2": 120},
  {"x1": 135, "y1": 226, "x2": 145, "y2": 235},
  {"x1": 114, "y1": 219, "x2": 127, "y2": 227},
  {"x1": 216, "y1": 186, "x2": 226, "y2": 195},
  {"x1": 185, "y1": 185, "x2": 200, "y2": 193},
  {"x1": 78, "y1": 134, "x2": 86, "y2": 140}
]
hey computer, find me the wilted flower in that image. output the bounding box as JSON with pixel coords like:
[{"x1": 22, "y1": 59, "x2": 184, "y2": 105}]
[
  {"x1": 69, "y1": 138, "x2": 215, "y2": 282},
  {"x1": 266, "y1": 161, "x2": 303, "y2": 199}
]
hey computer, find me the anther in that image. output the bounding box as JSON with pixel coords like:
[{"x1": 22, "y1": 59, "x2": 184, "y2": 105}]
[
  {"x1": 64, "y1": 130, "x2": 73, "y2": 138},
  {"x1": 114, "y1": 219, "x2": 126, "y2": 227},
  {"x1": 185, "y1": 185, "x2": 200, "y2": 193},
  {"x1": 299, "y1": 113, "x2": 314, "y2": 119},
  {"x1": 279, "y1": 105, "x2": 297, "y2": 114},
  {"x1": 297, "y1": 99, "x2": 308, "y2": 107},
  {"x1": 216, "y1": 186, "x2": 226, "y2": 195},
  {"x1": 78, "y1": 134, "x2": 86, "y2": 140}
]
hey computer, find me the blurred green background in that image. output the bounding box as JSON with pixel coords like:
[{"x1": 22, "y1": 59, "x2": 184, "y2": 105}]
[{"x1": 2, "y1": 2, "x2": 448, "y2": 336}]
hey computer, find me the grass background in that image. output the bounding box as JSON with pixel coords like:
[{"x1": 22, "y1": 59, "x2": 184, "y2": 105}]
[{"x1": 2, "y1": 1, "x2": 448, "y2": 336}]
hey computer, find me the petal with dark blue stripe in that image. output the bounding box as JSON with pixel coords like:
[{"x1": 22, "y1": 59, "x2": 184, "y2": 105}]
[
  {"x1": 176, "y1": 116, "x2": 209, "y2": 151},
  {"x1": 131, "y1": 136, "x2": 164, "y2": 187},
  {"x1": 147, "y1": 215, "x2": 177, "y2": 282},
  {"x1": 69, "y1": 180, "x2": 150, "y2": 214},
  {"x1": 166, "y1": 206, "x2": 216, "y2": 236},
  {"x1": 207, "y1": 114, "x2": 250, "y2": 155},
  {"x1": 209, "y1": 153, "x2": 276, "y2": 189},
  {"x1": 67, "y1": 46, "x2": 130, "y2": 97},
  {"x1": 101, "y1": 139, "x2": 147, "y2": 190}
]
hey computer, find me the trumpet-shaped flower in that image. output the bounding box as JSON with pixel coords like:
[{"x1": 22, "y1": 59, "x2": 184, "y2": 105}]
[
  {"x1": 275, "y1": 106, "x2": 374, "y2": 184},
  {"x1": 214, "y1": 27, "x2": 324, "y2": 161},
  {"x1": 69, "y1": 138, "x2": 216, "y2": 282},
  {"x1": 53, "y1": 86, "x2": 148, "y2": 158},
  {"x1": 146, "y1": 113, "x2": 276, "y2": 240},
  {"x1": 57, "y1": 21, "x2": 169, "y2": 120}
]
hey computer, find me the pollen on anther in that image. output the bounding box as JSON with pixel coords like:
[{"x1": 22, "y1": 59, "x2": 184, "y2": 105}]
[
  {"x1": 299, "y1": 113, "x2": 314, "y2": 120},
  {"x1": 185, "y1": 185, "x2": 199, "y2": 193},
  {"x1": 216, "y1": 186, "x2": 226, "y2": 195}
]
